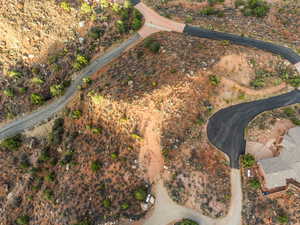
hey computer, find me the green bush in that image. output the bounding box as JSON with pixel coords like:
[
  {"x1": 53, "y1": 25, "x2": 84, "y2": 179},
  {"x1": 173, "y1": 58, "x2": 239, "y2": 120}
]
[
  {"x1": 31, "y1": 77, "x2": 44, "y2": 85},
  {"x1": 121, "y1": 202, "x2": 129, "y2": 210},
  {"x1": 60, "y1": 2, "x2": 71, "y2": 11},
  {"x1": 43, "y1": 188, "x2": 54, "y2": 201},
  {"x1": 124, "y1": 0, "x2": 132, "y2": 9},
  {"x1": 134, "y1": 188, "x2": 147, "y2": 201},
  {"x1": 50, "y1": 118, "x2": 64, "y2": 145},
  {"x1": 249, "y1": 178, "x2": 261, "y2": 189},
  {"x1": 0, "y1": 135, "x2": 22, "y2": 151},
  {"x1": 16, "y1": 215, "x2": 30, "y2": 225},
  {"x1": 111, "y1": 152, "x2": 118, "y2": 159},
  {"x1": 103, "y1": 199, "x2": 111, "y2": 208},
  {"x1": 70, "y1": 110, "x2": 82, "y2": 119},
  {"x1": 73, "y1": 221, "x2": 91, "y2": 225},
  {"x1": 277, "y1": 214, "x2": 289, "y2": 224},
  {"x1": 88, "y1": 27, "x2": 102, "y2": 39},
  {"x1": 199, "y1": 7, "x2": 219, "y2": 16},
  {"x1": 18, "y1": 87, "x2": 27, "y2": 94},
  {"x1": 45, "y1": 172, "x2": 56, "y2": 182},
  {"x1": 81, "y1": 2, "x2": 93, "y2": 14},
  {"x1": 73, "y1": 54, "x2": 89, "y2": 70},
  {"x1": 175, "y1": 219, "x2": 199, "y2": 225},
  {"x1": 291, "y1": 118, "x2": 300, "y2": 125},
  {"x1": 91, "y1": 160, "x2": 102, "y2": 172},
  {"x1": 50, "y1": 84, "x2": 64, "y2": 97},
  {"x1": 3, "y1": 88, "x2": 14, "y2": 97},
  {"x1": 209, "y1": 75, "x2": 220, "y2": 86},
  {"x1": 116, "y1": 20, "x2": 127, "y2": 33},
  {"x1": 235, "y1": 0, "x2": 245, "y2": 8},
  {"x1": 241, "y1": 0, "x2": 270, "y2": 17},
  {"x1": 250, "y1": 78, "x2": 265, "y2": 89},
  {"x1": 241, "y1": 154, "x2": 255, "y2": 168},
  {"x1": 132, "y1": 17, "x2": 142, "y2": 30},
  {"x1": 283, "y1": 107, "x2": 296, "y2": 117},
  {"x1": 144, "y1": 38, "x2": 161, "y2": 53},
  {"x1": 208, "y1": 0, "x2": 225, "y2": 5},
  {"x1": 8, "y1": 70, "x2": 22, "y2": 79},
  {"x1": 31, "y1": 93, "x2": 44, "y2": 105}
]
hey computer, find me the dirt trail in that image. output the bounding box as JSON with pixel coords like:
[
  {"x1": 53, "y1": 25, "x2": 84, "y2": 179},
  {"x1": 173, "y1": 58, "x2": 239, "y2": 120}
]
[
  {"x1": 221, "y1": 76, "x2": 287, "y2": 96},
  {"x1": 139, "y1": 110, "x2": 164, "y2": 183}
]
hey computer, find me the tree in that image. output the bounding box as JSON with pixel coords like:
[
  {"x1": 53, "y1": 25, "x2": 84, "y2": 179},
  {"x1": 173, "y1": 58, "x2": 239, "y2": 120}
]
[
  {"x1": 249, "y1": 178, "x2": 261, "y2": 189},
  {"x1": 134, "y1": 188, "x2": 147, "y2": 201},
  {"x1": 277, "y1": 214, "x2": 289, "y2": 224},
  {"x1": 16, "y1": 215, "x2": 30, "y2": 225},
  {"x1": 91, "y1": 160, "x2": 102, "y2": 172},
  {"x1": 0, "y1": 135, "x2": 22, "y2": 151},
  {"x1": 241, "y1": 154, "x2": 255, "y2": 168}
]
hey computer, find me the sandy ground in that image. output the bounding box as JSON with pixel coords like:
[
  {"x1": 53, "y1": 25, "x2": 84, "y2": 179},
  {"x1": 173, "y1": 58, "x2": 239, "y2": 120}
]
[{"x1": 139, "y1": 109, "x2": 164, "y2": 183}]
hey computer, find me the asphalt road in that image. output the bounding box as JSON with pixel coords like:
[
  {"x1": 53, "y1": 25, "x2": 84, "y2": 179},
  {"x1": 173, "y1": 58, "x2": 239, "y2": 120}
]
[
  {"x1": 207, "y1": 90, "x2": 300, "y2": 168},
  {"x1": 0, "y1": 34, "x2": 141, "y2": 141},
  {"x1": 184, "y1": 25, "x2": 300, "y2": 64},
  {"x1": 183, "y1": 25, "x2": 300, "y2": 168}
]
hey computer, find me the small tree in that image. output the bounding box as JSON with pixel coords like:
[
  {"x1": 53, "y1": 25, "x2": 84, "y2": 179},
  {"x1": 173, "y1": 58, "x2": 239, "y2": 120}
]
[
  {"x1": 8, "y1": 70, "x2": 22, "y2": 79},
  {"x1": 50, "y1": 84, "x2": 64, "y2": 97},
  {"x1": 103, "y1": 199, "x2": 111, "y2": 208},
  {"x1": 134, "y1": 188, "x2": 147, "y2": 201},
  {"x1": 16, "y1": 215, "x2": 30, "y2": 225},
  {"x1": 3, "y1": 88, "x2": 14, "y2": 97},
  {"x1": 73, "y1": 54, "x2": 89, "y2": 70},
  {"x1": 60, "y1": 1, "x2": 71, "y2": 11},
  {"x1": 91, "y1": 160, "x2": 102, "y2": 172},
  {"x1": 249, "y1": 178, "x2": 261, "y2": 189},
  {"x1": 31, "y1": 93, "x2": 44, "y2": 105},
  {"x1": 0, "y1": 135, "x2": 22, "y2": 151},
  {"x1": 241, "y1": 154, "x2": 255, "y2": 168},
  {"x1": 176, "y1": 219, "x2": 199, "y2": 225},
  {"x1": 70, "y1": 110, "x2": 82, "y2": 119},
  {"x1": 277, "y1": 214, "x2": 289, "y2": 224}
]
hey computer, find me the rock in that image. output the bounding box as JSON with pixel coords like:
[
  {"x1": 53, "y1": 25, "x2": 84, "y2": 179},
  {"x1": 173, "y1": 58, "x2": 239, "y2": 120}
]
[
  {"x1": 79, "y1": 21, "x2": 85, "y2": 27},
  {"x1": 79, "y1": 37, "x2": 84, "y2": 44}
]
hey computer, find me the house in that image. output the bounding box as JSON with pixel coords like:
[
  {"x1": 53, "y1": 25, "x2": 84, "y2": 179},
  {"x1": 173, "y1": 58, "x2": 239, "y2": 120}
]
[{"x1": 258, "y1": 126, "x2": 300, "y2": 190}]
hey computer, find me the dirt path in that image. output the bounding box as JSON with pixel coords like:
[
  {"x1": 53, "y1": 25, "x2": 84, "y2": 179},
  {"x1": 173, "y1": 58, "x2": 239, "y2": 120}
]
[
  {"x1": 139, "y1": 110, "x2": 164, "y2": 183},
  {"x1": 221, "y1": 76, "x2": 287, "y2": 96}
]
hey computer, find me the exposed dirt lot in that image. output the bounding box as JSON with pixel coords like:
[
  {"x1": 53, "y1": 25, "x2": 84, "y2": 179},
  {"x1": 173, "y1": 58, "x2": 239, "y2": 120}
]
[
  {"x1": 1, "y1": 27, "x2": 298, "y2": 224},
  {"x1": 143, "y1": 0, "x2": 300, "y2": 50}
]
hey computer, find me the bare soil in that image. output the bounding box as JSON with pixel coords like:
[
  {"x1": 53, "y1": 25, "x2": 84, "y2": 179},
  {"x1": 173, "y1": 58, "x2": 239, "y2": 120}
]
[{"x1": 1, "y1": 27, "x2": 298, "y2": 224}]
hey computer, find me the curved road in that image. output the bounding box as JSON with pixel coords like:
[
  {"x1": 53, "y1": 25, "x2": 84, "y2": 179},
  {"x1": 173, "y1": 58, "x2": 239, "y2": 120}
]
[
  {"x1": 207, "y1": 90, "x2": 300, "y2": 168},
  {"x1": 0, "y1": 1, "x2": 300, "y2": 225},
  {"x1": 0, "y1": 34, "x2": 141, "y2": 140}
]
